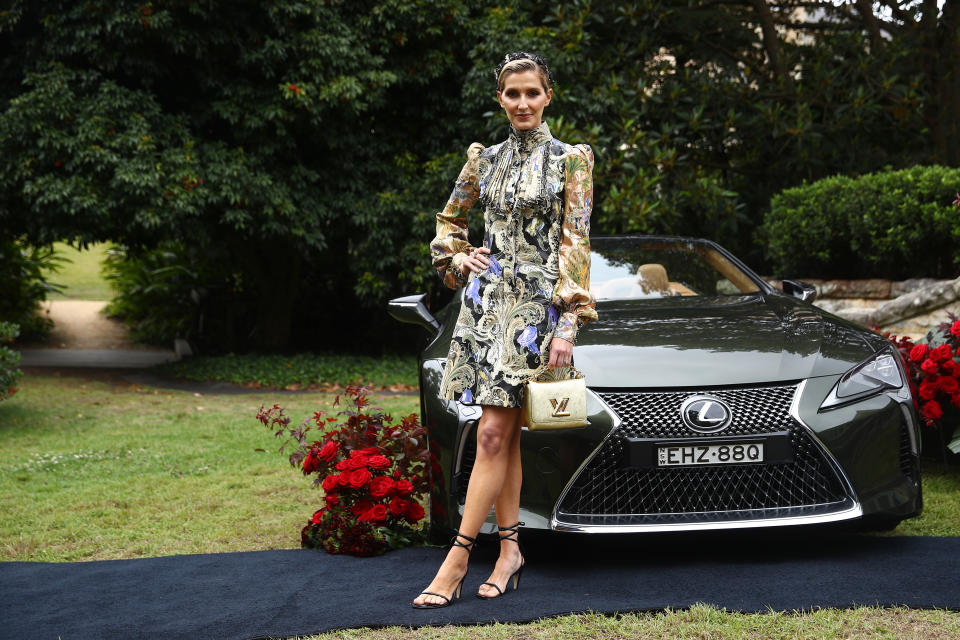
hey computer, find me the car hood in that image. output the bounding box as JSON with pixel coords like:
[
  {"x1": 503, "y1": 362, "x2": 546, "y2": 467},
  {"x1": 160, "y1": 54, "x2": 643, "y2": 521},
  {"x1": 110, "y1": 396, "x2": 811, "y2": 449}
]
[{"x1": 575, "y1": 293, "x2": 882, "y2": 388}]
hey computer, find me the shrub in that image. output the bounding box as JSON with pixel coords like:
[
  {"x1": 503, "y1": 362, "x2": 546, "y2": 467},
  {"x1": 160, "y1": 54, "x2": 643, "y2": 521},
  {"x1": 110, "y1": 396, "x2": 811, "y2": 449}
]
[
  {"x1": 0, "y1": 322, "x2": 23, "y2": 401},
  {"x1": 0, "y1": 237, "x2": 64, "y2": 340},
  {"x1": 103, "y1": 242, "x2": 255, "y2": 351},
  {"x1": 759, "y1": 165, "x2": 960, "y2": 279}
]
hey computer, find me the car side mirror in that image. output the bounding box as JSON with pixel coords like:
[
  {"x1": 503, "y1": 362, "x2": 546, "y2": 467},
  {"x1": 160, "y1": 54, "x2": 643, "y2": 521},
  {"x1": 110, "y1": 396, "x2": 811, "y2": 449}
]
[
  {"x1": 388, "y1": 293, "x2": 440, "y2": 335},
  {"x1": 782, "y1": 279, "x2": 817, "y2": 303}
]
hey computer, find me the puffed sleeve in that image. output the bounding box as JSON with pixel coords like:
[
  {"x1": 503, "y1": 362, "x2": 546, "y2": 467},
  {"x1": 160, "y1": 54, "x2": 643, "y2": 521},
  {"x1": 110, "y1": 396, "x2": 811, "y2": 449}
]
[
  {"x1": 552, "y1": 144, "x2": 598, "y2": 343},
  {"x1": 429, "y1": 143, "x2": 484, "y2": 289}
]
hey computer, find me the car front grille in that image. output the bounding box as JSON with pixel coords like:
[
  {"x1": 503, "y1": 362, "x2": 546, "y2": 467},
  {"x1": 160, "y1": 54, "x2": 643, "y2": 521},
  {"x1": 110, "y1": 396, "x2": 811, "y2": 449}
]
[{"x1": 555, "y1": 383, "x2": 853, "y2": 527}]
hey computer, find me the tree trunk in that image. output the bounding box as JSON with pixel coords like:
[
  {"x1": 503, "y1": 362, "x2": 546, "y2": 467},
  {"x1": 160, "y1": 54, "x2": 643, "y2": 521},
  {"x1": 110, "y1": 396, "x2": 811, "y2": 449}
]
[
  {"x1": 855, "y1": 0, "x2": 884, "y2": 52},
  {"x1": 936, "y1": 0, "x2": 960, "y2": 165},
  {"x1": 749, "y1": 0, "x2": 793, "y2": 90},
  {"x1": 250, "y1": 238, "x2": 303, "y2": 350}
]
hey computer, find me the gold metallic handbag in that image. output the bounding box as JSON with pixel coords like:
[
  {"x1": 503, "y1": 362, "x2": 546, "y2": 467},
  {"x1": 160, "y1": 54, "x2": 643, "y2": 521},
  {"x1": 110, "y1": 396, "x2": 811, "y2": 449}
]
[{"x1": 522, "y1": 365, "x2": 589, "y2": 430}]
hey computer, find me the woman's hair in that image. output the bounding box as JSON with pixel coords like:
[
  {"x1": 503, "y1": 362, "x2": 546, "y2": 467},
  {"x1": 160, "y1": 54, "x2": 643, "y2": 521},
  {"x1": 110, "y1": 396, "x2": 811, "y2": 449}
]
[{"x1": 494, "y1": 51, "x2": 554, "y2": 92}]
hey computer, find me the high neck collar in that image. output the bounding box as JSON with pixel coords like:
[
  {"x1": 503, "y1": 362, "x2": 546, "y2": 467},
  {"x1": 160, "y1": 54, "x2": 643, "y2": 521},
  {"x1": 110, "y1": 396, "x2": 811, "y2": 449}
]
[{"x1": 508, "y1": 121, "x2": 552, "y2": 155}]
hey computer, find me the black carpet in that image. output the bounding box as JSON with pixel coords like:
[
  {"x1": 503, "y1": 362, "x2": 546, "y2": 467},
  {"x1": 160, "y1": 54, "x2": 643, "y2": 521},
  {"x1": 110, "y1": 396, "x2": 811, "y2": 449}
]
[{"x1": 3, "y1": 533, "x2": 959, "y2": 640}]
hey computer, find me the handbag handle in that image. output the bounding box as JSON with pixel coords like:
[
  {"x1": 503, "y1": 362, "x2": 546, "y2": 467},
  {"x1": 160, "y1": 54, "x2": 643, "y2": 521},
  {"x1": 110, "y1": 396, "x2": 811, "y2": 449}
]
[{"x1": 526, "y1": 363, "x2": 584, "y2": 383}]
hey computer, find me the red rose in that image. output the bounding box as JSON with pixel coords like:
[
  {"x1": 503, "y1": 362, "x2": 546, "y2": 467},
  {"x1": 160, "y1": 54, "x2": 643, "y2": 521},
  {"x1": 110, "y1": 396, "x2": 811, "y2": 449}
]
[
  {"x1": 923, "y1": 400, "x2": 943, "y2": 422},
  {"x1": 943, "y1": 360, "x2": 956, "y2": 376},
  {"x1": 919, "y1": 379, "x2": 939, "y2": 401},
  {"x1": 367, "y1": 455, "x2": 391, "y2": 470},
  {"x1": 941, "y1": 376, "x2": 959, "y2": 394},
  {"x1": 351, "y1": 500, "x2": 373, "y2": 517},
  {"x1": 369, "y1": 476, "x2": 395, "y2": 499},
  {"x1": 909, "y1": 344, "x2": 929, "y2": 363},
  {"x1": 348, "y1": 456, "x2": 370, "y2": 470},
  {"x1": 348, "y1": 468, "x2": 372, "y2": 489},
  {"x1": 359, "y1": 447, "x2": 380, "y2": 456},
  {"x1": 393, "y1": 470, "x2": 402, "y2": 479},
  {"x1": 951, "y1": 319, "x2": 960, "y2": 339},
  {"x1": 405, "y1": 502, "x2": 425, "y2": 523},
  {"x1": 390, "y1": 497, "x2": 411, "y2": 517},
  {"x1": 302, "y1": 449, "x2": 320, "y2": 475},
  {"x1": 325, "y1": 494, "x2": 340, "y2": 508},
  {"x1": 337, "y1": 473, "x2": 352, "y2": 488},
  {"x1": 367, "y1": 504, "x2": 388, "y2": 523},
  {"x1": 394, "y1": 479, "x2": 414, "y2": 497},
  {"x1": 956, "y1": 345, "x2": 960, "y2": 357},
  {"x1": 322, "y1": 474, "x2": 340, "y2": 492},
  {"x1": 335, "y1": 459, "x2": 353, "y2": 471},
  {"x1": 921, "y1": 358, "x2": 939, "y2": 375},
  {"x1": 318, "y1": 441, "x2": 340, "y2": 462},
  {"x1": 312, "y1": 509, "x2": 325, "y2": 524},
  {"x1": 931, "y1": 344, "x2": 953, "y2": 363}
]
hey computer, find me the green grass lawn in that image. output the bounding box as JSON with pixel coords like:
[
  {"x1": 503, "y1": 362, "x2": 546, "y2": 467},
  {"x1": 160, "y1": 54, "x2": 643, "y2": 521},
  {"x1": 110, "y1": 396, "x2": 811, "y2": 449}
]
[
  {"x1": 44, "y1": 241, "x2": 114, "y2": 300},
  {"x1": 1, "y1": 371, "x2": 958, "y2": 638}
]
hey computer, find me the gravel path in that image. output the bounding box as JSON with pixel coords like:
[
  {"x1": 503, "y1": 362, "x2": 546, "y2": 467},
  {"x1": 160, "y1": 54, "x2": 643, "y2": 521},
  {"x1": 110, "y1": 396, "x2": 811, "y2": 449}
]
[{"x1": 35, "y1": 300, "x2": 163, "y2": 350}]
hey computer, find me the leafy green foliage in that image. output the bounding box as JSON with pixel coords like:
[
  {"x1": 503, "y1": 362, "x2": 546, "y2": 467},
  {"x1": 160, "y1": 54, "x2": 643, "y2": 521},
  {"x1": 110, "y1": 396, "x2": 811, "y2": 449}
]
[
  {"x1": 156, "y1": 352, "x2": 418, "y2": 390},
  {"x1": 0, "y1": 1, "x2": 956, "y2": 351},
  {"x1": 0, "y1": 238, "x2": 64, "y2": 340},
  {"x1": 760, "y1": 165, "x2": 960, "y2": 278},
  {"x1": 0, "y1": 322, "x2": 23, "y2": 401},
  {"x1": 0, "y1": 0, "x2": 479, "y2": 350},
  {"x1": 103, "y1": 242, "x2": 247, "y2": 349}
]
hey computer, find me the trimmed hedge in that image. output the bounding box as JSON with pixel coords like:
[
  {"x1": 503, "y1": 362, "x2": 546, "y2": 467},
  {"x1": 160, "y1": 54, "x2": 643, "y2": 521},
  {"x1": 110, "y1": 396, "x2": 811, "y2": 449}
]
[{"x1": 759, "y1": 165, "x2": 960, "y2": 279}]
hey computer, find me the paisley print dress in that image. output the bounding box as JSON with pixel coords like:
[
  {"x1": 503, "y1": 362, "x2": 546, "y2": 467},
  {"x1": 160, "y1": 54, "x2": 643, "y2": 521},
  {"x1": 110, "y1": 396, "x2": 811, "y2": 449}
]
[{"x1": 429, "y1": 122, "x2": 597, "y2": 408}]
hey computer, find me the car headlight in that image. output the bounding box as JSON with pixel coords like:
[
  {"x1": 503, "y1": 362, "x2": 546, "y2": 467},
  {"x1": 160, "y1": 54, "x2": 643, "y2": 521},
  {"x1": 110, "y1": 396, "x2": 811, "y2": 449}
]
[{"x1": 819, "y1": 349, "x2": 904, "y2": 411}]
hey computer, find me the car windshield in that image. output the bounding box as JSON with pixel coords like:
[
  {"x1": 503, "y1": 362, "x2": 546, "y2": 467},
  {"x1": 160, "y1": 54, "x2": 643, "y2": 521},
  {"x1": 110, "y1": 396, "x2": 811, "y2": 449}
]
[{"x1": 589, "y1": 238, "x2": 763, "y2": 301}]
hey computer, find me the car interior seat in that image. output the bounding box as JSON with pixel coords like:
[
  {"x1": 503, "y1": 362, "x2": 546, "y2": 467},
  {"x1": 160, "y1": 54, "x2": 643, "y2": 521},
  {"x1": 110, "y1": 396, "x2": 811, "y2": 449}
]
[{"x1": 636, "y1": 263, "x2": 672, "y2": 295}]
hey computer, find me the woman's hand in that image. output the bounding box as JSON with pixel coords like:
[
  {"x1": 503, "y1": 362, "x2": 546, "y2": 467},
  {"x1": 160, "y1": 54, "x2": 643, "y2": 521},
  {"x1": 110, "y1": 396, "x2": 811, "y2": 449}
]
[
  {"x1": 548, "y1": 336, "x2": 573, "y2": 368},
  {"x1": 461, "y1": 246, "x2": 491, "y2": 274}
]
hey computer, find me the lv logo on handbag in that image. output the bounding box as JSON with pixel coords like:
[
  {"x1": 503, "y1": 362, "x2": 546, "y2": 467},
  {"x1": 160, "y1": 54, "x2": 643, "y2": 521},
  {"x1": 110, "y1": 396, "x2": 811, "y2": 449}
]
[{"x1": 550, "y1": 397, "x2": 571, "y2": 417}]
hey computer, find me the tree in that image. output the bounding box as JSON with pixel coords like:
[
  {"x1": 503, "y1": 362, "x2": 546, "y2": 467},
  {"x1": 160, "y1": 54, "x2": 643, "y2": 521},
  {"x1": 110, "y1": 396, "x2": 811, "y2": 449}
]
[
  {"x1": 1, "y1": 1, "x2": 954, "y2": 352},
  {"x1": 0, "y1": 0, "x2": 481, "y2": 350}
]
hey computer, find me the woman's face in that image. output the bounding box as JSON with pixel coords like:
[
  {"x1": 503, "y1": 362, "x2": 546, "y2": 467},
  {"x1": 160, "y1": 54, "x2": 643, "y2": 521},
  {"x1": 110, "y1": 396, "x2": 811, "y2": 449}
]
[{"x1": 497, "y1": 70, "x2": 552, "y2": 131}]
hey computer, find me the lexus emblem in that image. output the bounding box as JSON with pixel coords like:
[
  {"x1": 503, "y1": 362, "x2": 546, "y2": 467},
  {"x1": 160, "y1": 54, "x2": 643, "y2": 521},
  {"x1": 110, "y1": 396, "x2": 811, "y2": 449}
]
[{"x1": 679, "y1": 395, "x2": 733, "y2": 433}]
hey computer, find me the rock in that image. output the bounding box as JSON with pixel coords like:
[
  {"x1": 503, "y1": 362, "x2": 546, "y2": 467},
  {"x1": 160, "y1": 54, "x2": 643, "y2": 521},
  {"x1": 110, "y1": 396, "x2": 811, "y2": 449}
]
[
  {"x1": 878, "y1": 301, "x2": 960, "y2": 339},
  {"x1": 871, "y1": 276, "x2": 960, "y2": 326},
  {"x1": 174, "y1": 338, "x2": 193, "y2": 358},
  {"x1": 891, "y1": 278, "x2": 950, "y2": 297},
  {"x1": 816, "y1": 278, "x2": 891, "y2": 299}
]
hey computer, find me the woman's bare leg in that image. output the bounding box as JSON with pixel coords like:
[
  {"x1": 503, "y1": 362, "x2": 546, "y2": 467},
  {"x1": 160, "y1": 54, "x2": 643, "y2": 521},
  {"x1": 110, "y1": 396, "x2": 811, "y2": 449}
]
[
  {"x1": 413, "y1": 405, "x2": 521, "y2": 606},
  {"x1": 477, "y1": 411, "x2": 524, "y2": 597}
]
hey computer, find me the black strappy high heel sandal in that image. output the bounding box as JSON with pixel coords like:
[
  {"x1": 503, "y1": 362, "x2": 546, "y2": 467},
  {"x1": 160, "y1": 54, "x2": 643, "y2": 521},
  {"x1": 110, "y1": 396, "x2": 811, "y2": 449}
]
[
  {"x1": 476, "y1": 521, "x2": 525, "y2": 599},
  {"x1": 412, "y1": 531, "x2": 478, "y2": 609}
]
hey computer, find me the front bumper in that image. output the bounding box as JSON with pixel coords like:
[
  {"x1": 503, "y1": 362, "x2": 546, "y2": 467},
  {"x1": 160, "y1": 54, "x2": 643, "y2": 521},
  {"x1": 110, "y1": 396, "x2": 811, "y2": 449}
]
[{"x1": 434, "y1": 373, "x2": 921, "y2": 535}]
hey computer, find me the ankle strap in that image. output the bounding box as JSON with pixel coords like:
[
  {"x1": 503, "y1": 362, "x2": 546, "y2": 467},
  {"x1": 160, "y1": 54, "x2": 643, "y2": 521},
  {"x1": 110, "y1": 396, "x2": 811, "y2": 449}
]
[
  {"x1": 497, "y1": 522, "x2": 524, "y2": 543},
  {"x1": 450, "y1": 531, "x2": 477, "y2": 552}
]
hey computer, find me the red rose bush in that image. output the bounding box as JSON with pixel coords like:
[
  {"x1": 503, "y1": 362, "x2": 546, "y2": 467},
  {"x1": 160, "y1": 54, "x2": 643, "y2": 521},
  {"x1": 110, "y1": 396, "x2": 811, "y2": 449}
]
[
  {"x1": 256, "y1": 385, "x2": 430, "y2": 556},
  {"x1": 883, "y1": 313, "x2": 960, "y2": 456}
]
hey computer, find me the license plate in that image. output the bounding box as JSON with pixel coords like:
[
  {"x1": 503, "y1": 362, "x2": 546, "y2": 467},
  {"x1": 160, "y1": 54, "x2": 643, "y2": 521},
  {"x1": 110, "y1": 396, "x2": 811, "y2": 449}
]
[{"x1": 657, "y1": 442, "x2": 764, "y2": 467}]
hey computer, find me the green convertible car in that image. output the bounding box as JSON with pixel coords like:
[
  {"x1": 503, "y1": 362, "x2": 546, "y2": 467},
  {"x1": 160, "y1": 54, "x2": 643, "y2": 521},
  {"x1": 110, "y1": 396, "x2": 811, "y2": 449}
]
[{"x1": 389, "y1": 236, "x2": 922, "y2": 535}]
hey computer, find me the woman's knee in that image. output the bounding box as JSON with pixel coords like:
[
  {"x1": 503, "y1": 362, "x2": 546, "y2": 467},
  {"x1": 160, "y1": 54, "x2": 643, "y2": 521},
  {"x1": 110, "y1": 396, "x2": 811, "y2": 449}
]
[
  {"x1": 476, "y1": 409, "x2": 518, "y2": 458},
  {"x1": 476, "y1": 423, "x2": 507, "y2": 457}
]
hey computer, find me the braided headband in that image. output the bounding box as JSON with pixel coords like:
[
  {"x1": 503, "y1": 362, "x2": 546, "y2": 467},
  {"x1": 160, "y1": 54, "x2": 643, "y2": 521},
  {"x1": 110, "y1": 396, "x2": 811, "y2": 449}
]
[{"x1": 493, "y1": 51, "x2": 554, "y2": 88}]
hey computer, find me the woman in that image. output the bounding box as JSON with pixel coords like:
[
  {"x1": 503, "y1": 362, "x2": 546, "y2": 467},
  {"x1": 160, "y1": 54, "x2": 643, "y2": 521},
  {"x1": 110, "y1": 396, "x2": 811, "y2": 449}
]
[{"x1": 413, "y1": 51, "x2": 597, "y2": 608}]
